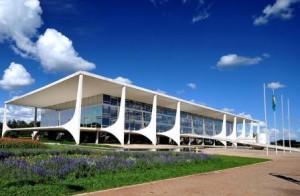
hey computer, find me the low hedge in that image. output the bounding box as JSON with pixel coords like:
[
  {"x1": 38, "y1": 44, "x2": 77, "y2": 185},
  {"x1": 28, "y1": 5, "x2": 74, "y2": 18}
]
[{"x1": 0, "y1": 138, "x2": 48, "y2": 149}]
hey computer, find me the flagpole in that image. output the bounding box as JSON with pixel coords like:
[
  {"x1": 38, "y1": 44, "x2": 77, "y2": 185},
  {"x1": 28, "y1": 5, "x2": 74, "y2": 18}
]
[
  {"x1": 264, "y1": 83, "x2": 269, "y2": 155},
  {"x1": 273, "y1": 89, "x2": 278, "y2": 155},
  {"x1": 287, "y1": 99, "x2": 291, "y2": 154},
  {"x1": 281, "y1": 95, "x2": 285, "y2": 154}
]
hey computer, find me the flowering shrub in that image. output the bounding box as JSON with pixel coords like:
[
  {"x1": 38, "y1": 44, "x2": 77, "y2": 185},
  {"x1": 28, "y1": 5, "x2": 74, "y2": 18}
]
[
  {"x1": 0, "y1": 150, "x2": 214, "y2": 185},
  {"x1": 0, "y1": 138, "x2": 47, "y2": 149},
  {"x1": 0, "y1": 148, "x2": 94, "y2": 160}
]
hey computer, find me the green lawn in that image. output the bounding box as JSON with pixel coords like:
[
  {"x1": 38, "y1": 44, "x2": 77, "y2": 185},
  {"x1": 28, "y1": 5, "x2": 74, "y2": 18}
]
[
  {"x1": 0, "y1": 149, "x2": 268, "y2": 196},
  {"x1": 40, "y1": 138, "x2": 120, "y2": 149}
]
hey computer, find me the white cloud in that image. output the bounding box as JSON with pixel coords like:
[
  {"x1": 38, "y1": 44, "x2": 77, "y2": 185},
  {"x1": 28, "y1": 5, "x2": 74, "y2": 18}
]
[
  {"x1": 262, "y1": 53, "x2": 271, "y2": 58},
  {"x1": 0, "y1": 105, "x2": 41, "y2": 123},
  {"x1": 11, "y1": 96, "x2": 20, "y2": 100},
  {"x1": 192, "y1": 12, "x2": 209, "y2": 23},
  {"x1": 0, "y1": 0, "x2": 95, "y2": 73},
  {"x1": 0, "y1": 62, "x2": 35, "y2": 90},
  {"x1": 176, "y1": 90, "x2": 185, "y2": 94},
  {"x1": 156, "y1": 89, "x2": 167, "y2": 94},
  {"x1": 222, "y1": 107, "x2": 235, "y2": 113},
  {"x1": 267, "y1": 82, "x2": 286, "y2": 89},
  {"x1": 238, "y1": 112, "x2": 253, "y2": 119},
  {"x1": 254, "y1": 0, "x2": 300, "y2": 25},
  {"x1": 0, "y1": 0, "x2": 42, "y2": 57},
  {"x1": 190, "y1": 99, "x2": 196, "y2": 103},
  {"x1": 114, "y1": 76, "x2": 132, "y2": 84},
  {"x1": 36, "y1": 28, "x2": 95, "y2": 73},
  {"x1": 217, "y1": 54, "x2": 262, "y2": 69},
  {"x1": 187, "y1": 82, "x2": 196, "y2": 89},
  {"x1": 192, "y1": 1, "x2": 212, "y2": 23},
  {"x1": 258, "y1": 121, "x2": 267, "y2": 127},
  {"x1": 150, "y1": 0, "x2": 211, "y2": 23}
]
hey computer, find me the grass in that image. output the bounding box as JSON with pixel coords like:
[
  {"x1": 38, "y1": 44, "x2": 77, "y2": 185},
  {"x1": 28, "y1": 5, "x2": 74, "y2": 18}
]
[
  {"x1": 79, "y1": 143, "x2": 120, "y2": 149},
  {"x1": 0, "y1": 151, "x2": 268, "y2": 196},
  {"x1": 40, "y1": 138, "x2": 120, "y2": 149}
]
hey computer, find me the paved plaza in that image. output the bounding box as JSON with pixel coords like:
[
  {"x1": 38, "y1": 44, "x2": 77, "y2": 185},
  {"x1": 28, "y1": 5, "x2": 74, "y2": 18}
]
[{"x1": 83, "y1": 148, "x2": 300, "y2": 196}]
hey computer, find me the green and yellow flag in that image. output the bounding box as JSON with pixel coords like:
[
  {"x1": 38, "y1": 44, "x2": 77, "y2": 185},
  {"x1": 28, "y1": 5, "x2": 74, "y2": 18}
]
[{"x1": 272, "y1": 93, "x2": 276, "y2": 111}]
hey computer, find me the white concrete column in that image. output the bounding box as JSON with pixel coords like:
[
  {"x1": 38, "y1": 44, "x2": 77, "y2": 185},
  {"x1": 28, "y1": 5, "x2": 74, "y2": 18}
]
[
  {"x1": 62, "y1": 74, "x2": 83, "y2": 144},
  {"x1": 247, "y1": 121, "x2": 254, "y2": 139},
  {"x1": 1, "y1": 104, "x2": 10, "y2": 137},
  {"x1": 95, "y1": 131, "x2": 99, "y2": 144},
  {"x1": 214, "y1": 114, "x2": 227, "y2": 146},
  {"x1": 32, "y1": 107, "x2": 38, "y2": 140},
  {"x1": 257, "y1": 123, "x2": 260, "y2": 134},
  {"x1": 238, "y1": 119, "x2": 246, "y2": 139},
  {"x1": 159, "y1": 101, "x2": 181, "y2": 146},
  {"x1": 202, "y1": 118, "x2": 206, "y2": 135},
  {"x1": 127, "y1": 131, "x2": 131, "y2": 144},
  {"x1": 102, "y1": 86, "x2": 126, "y2": 145},
  {"x1": 227, "y1": 117, "x2": 237, "y2": 147},
  {"x1": 133, "y1": 95, "x2": 157, "y2": 145}
]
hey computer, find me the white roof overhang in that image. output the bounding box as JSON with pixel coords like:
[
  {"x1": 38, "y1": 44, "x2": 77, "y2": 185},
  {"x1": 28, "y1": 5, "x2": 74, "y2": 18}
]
[{"x1": 6, "y1": 71, "x2": 257, "y2": 123}]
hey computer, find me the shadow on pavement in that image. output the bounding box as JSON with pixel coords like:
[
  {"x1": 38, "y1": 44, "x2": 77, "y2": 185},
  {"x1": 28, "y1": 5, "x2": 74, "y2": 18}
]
[{"x1": 270, "y1": 173, "x2": 300, "y2": 185}]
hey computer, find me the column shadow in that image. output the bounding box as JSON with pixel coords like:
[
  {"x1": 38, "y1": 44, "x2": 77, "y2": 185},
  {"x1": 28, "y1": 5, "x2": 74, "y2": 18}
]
[{"x1": 269, "y1": 173, "x2": 300, "y2": 185}]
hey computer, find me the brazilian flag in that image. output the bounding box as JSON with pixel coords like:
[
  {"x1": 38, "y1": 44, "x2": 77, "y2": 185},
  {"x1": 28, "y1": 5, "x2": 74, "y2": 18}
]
[{"x1": 272, "y1": 93, "x2": 276, "y2": 111}]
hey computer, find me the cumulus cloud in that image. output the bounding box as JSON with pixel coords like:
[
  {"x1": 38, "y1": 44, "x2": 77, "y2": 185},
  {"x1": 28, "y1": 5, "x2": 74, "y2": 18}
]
[
  {"x1": 254, "y1": 0, "x2": 300, "y2": 25},
  {"x1": 114, "y1": 76, "x2": 132, "y2": 84},
  {"x1": 187, "y1": 82, "x2": 196, "y2": 89},
  {"x1": 0, "y1": 0, "x2": 42, "y2": 58},
  {"x1": 217, "y1": 54, "x2": 262, "y2": 69},
  {"x1": 36, "y1": 29, "x2": 95, "y2": 73},
  {"x1": 0, "y1": 62, "x2": 35, "y2": 90},
  {"x1": 0, "y1": 0, "x2": 95, "y2": 73},
  {"x1": 0, "y1": 105, "x2": 41, "y2": 123},
  {"x1": 258, "y1": 121, "x2": 267, "y2": 127},
  {"x1": 222, "y1": 107, "x2": 235, "y2": 113},
  {"x1": 267, "y1": 82, "x2": 286, "y2": 89},
  {"x1": 156, "y1": 89, "x2": 167, "y2": 94},
  {"x1": 190, "y1": 99, "x2": 196, "y2": 103},
  {"x1": 238, "y1": 112, "x2": 253, "y2": 119}
]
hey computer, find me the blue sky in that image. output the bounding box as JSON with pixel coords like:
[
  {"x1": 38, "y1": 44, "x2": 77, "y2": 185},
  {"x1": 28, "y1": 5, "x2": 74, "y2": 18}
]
[{"x1": 0, "y1": 0, "x2": 300, "y2": 140}]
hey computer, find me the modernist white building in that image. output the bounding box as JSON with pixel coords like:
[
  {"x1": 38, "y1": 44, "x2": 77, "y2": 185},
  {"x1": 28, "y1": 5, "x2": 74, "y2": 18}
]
[{"x1": 2, "y1": 71, "x2": 262, "y2": 146}]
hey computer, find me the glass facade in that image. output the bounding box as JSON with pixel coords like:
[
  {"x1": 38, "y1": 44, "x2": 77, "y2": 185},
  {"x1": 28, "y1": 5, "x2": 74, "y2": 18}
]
[
  {"x1": 156, "y1": 106, "x2": 175, "y2": 132},
  {"x1": 41, "y1": 94, "x2": 229, "y2": 136},
  {"x1": 226, "y1": 122, "x2": 233, "y2": 136},
  {"x1": 125, "y1": 100, "x2": 152, "y2": 131}
]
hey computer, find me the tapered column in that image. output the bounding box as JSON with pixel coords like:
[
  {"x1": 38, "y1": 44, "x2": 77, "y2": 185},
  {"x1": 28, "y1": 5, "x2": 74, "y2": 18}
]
[
  {"x1": 1, "y1": 104, "x2": 10, "y2": 137},
  {"x1": 62, "y1": 74, "x2": 83, "y2": 145},
  {"x1": 214, "y1": 114, "x2": 227, "y2": 146},
  {"x1": 133, "y1": 95, "x2": 157, "y2": 145},
  {"x1": 159, "y1": 101, "x2": 180, "y2": 146},
  {"x1": 102, "y1": 86, "x2": 126, "y2": 145},
  {"x1": 247, "y1": 121, "x2": 254, "y2": 139},
  {"x1": 227, "y1": 117, "x2": 237, "y2": 147},
  {"x1": 238, "y1": 119, "x2": 246, "y2": 139}
]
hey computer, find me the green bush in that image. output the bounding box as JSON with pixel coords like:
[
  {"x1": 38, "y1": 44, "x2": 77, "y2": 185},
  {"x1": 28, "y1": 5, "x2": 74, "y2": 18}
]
[{"x1": 0, "y1": 138, "x2": 48, "y2": 149}]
